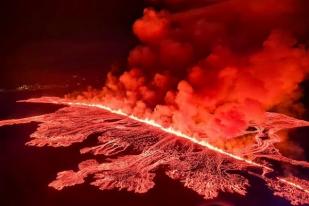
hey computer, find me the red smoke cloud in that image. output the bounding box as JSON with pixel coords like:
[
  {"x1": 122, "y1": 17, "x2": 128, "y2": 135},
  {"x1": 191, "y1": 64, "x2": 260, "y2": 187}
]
[{"x1": 71, "y1": 0, "x2": 309, "y2": 140}]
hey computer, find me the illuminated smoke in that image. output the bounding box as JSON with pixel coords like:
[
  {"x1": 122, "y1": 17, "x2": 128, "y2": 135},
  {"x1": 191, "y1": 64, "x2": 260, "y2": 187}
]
[{"x1": 69, "y1": 0, "x2": 309, "y2": 141}]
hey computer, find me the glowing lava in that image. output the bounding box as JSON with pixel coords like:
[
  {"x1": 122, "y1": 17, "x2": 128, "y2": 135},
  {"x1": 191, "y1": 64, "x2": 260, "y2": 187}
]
[
  {"x1": 0, "y1": 96, "x2": 308, "y2": 205},
  {"x1": 35, "y1": 97, "x2": 273, "y2": 171}
]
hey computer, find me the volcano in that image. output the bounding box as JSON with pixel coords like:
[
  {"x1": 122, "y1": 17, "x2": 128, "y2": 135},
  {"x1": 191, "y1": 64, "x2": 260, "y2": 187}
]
[{"x1": 2, "y1": 0, "x2": 309, "y2": 205}]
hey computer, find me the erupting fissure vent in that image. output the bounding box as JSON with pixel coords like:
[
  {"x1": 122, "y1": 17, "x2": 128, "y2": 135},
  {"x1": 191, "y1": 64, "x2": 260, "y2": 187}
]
[{"x1": 0, "y1": 96, "x2": 308, "y2": 205}]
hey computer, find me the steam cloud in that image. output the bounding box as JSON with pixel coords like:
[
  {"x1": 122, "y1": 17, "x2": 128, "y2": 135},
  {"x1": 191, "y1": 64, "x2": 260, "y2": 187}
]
[{"x1": 71, "y1": 0, "x2": 309, "y2": 140}]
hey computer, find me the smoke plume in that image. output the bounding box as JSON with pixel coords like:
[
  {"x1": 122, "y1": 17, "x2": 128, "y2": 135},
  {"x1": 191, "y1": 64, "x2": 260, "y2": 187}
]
[{"x1": 70, "y1": 0, "x2": 309, "y2": 140}]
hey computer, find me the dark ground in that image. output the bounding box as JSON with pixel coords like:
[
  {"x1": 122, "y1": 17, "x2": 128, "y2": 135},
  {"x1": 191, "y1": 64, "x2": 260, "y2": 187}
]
[{"x1": 0, "y1": 0, "x2": 308, "y2": 205}]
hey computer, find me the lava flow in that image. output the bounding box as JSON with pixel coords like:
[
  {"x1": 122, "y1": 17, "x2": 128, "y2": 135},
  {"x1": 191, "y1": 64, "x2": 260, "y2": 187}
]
[{"x1": 0, "y1": 96, "x2": 308, "y2": 205}]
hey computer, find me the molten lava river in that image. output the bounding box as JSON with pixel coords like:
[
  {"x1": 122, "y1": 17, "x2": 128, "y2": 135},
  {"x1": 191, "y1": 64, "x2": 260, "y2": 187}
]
[{"x1": 0, "y1": 96, "x2": 308, "y2": 205}]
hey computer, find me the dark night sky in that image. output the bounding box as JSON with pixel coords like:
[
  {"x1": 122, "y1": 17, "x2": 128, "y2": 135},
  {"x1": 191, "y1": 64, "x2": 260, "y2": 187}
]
[{"x1": 0, "y1": 0, "x2": 145, "y2": 88}]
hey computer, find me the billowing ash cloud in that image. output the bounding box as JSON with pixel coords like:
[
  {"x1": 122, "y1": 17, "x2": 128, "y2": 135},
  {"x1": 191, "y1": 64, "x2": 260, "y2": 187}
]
[{"x1": 71, "y1": 0, "x2": 309, "y2": 140}]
